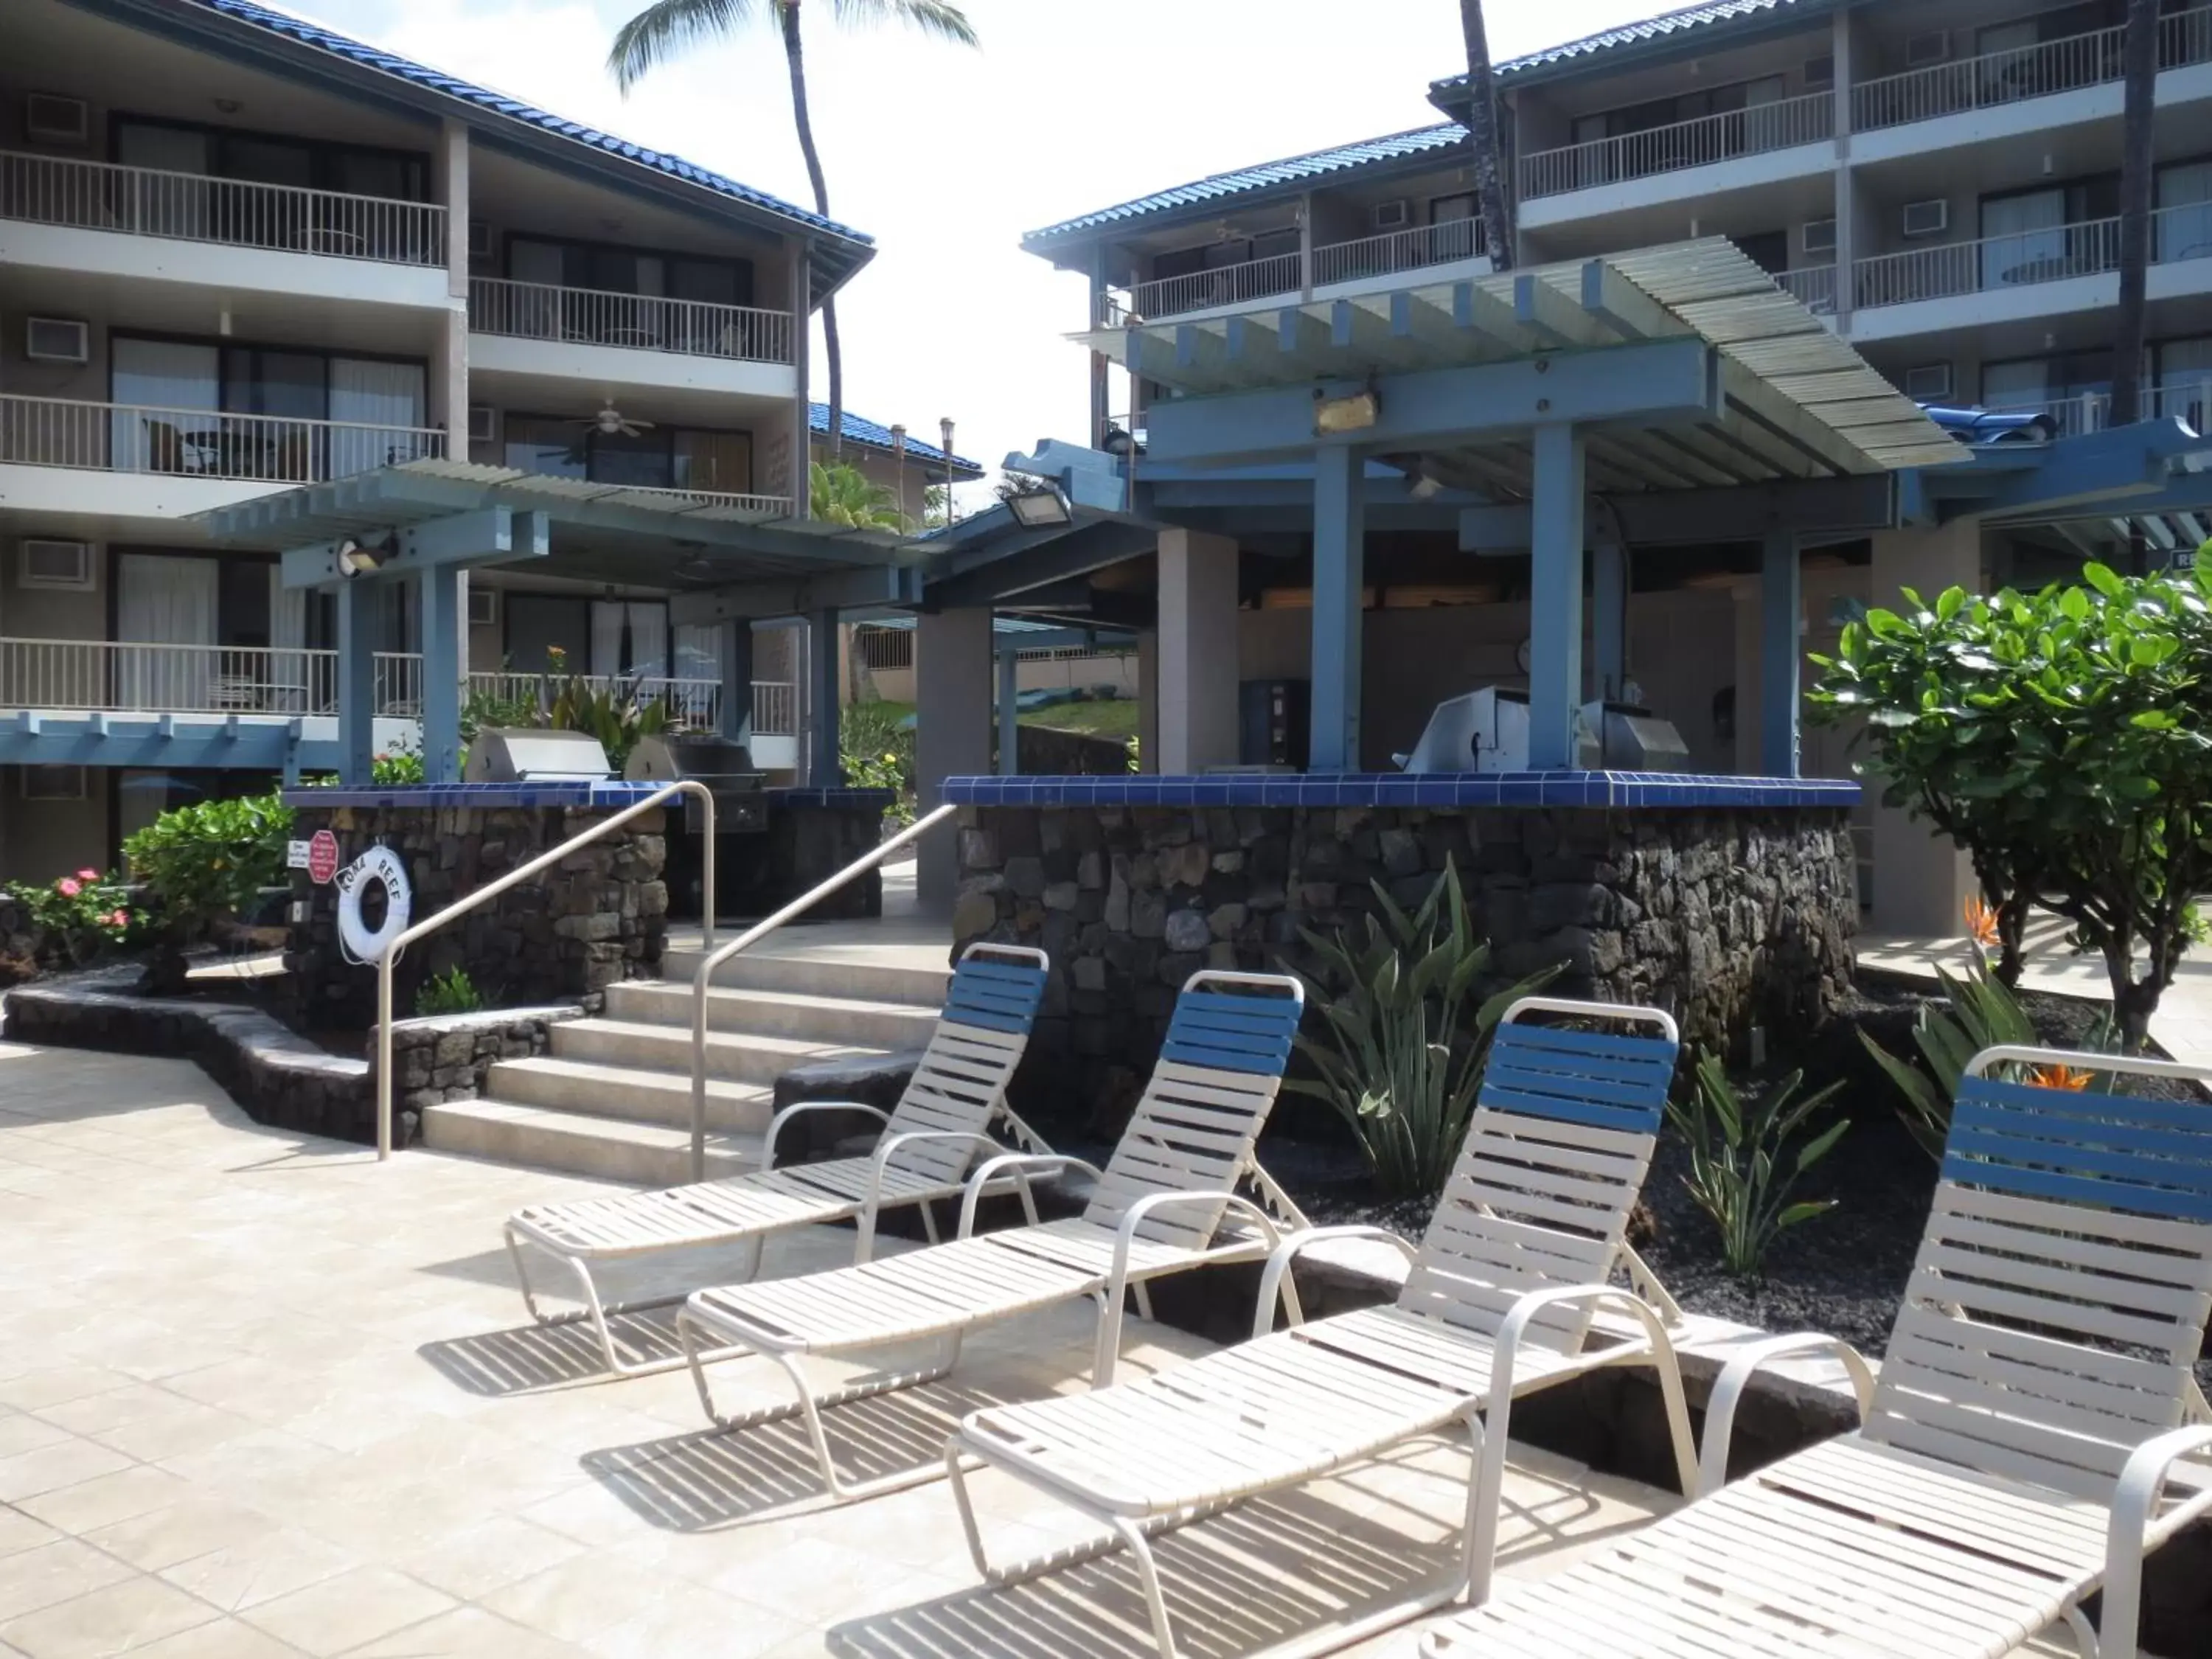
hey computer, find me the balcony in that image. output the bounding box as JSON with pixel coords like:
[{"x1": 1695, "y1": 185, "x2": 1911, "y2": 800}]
[
  {"x1": 1987, "y1": 378, "x2": 2212, "y2": 440},
  {"x1": 468, "y1": 277, "x2": 798, "y2": 403},
  {"x1": 1851, "y1": 7, "x2": 2212, "y2": 135},
  {"x1": 1104, "y1": 220, "x2": 1489, "y2": 326},
  {"x1": 1517, "y1": 91, "x2": 1834, "y2": 208},
  {"x1": 1777, "y1": 263, "x2": 1838, "y2": 315},
  {"x1": 0, "y1": 151, "x2": 448, "y2": 306}
]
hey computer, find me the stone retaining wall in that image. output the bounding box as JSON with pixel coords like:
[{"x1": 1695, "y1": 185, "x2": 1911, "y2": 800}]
[
  {"x1": 953, "y1": 801, "x2": 1857, "y2": 1110},
  {"x1": 386, "y1": 1004, "x2": 579, "y2": 1124}
]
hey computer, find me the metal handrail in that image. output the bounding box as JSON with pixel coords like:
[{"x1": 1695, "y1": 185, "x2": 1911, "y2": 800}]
[
  {"x1": 686, "y1": 801, "x2": 958, "y2": 1178},
  {"x1": 374, "y1": 781, "x2": 716, "y2": 1160}
]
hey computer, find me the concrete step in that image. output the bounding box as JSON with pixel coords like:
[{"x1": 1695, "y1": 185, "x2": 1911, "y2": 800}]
[
  {"x1": 420, "y1": 1098, "x2": 762, "y2": 1186},
  {"x1": 549, "y1": 1017, "x2": 888, "y2": 1087},
  {"x1": 600, "y1": 981, "x2": 942, "y2": 1049},
  {"x1": 661, "y1": 947, "x2": 950, "y2": 1007},
  {"x1": 485, "y1": 1055, "x2": 776, "y2": 1133}
]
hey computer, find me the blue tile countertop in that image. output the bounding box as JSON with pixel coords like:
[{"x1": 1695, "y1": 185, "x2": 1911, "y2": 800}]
[
  {"x1": 285, "y1": 783, "x2": 897, "y2": 810},
  {"x1": 939, "y1": 772, "x2": 1860, "y2": 810}
]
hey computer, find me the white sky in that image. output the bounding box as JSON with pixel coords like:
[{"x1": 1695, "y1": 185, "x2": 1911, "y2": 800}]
[{"x1": 301, "y1": 0, "x2": 1684, "y2": 496}]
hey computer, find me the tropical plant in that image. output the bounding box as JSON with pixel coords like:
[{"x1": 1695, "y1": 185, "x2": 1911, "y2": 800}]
[
  {"x1": 839, "y1": 700, "x2": 914, "y2": 824},
  {"x1": 1, "y1": 869, "x2": 138, "y2": 966},
  {"x1": 1668, "y1": 1051, "x2": 1849, "y2": 1279},
  {"x1": 1809, "y1": 554, "x2": 2212, "y2": 1045},
  {"x1": 810, "y1": 461, "x2": 908, "y2": 530},
  {"x1": 608, "y1": 0, "x2": 980, "y2": 459},
  {"x1": 546, "y1": 669, "x2": 670, "y2": 771},
  {"x1": 123, "y1": 791, "x2": 293, "y2": 990},
  {"x1": 1863, "y1": 956, "x2": 2121, "y2": 1160},
  {"x1": 372, "y1": 748, "x2": 426, "y2": 785},
  {"x1": 1454, "y1": 0, "x2": 1515, "y2": 271},
  {"x1": 1284, "y1": 859, "x2": 1560, "y2": 1198},
  {"x1": 414, "y1": 965, "x2": 484, "y2": 1016}
]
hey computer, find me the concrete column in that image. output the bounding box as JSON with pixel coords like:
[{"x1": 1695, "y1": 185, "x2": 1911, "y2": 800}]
[
  {"x1": 1868, "y1": 518, "x2": 1983, "y2": 937},
  {"x1": 1135, "y1": 629, "x2": 1159, "y2": 772},
  {"x1": 1760, "y1": 528, "x2": 1801, "y2": 778},
  {"x1": 418, "y1": 566, "x2": 465, "y2": 784},
  {"x1": 995, "y1": 640, "x2": 1020, "y2": 774},
  {"x1": 1528, "y1": 423, "x2": 1586, "y2": 769},
  {"x1": 1831, "y1": 10, "x2": 1857, "y2": 330},
  {"x1": 1592, "y1": 539, "x2": 1627, "y2": 701},
  {"x1": 915, "y1": 607, "x2": 994, "y2": 912},
  {"x1": 1156, "y1": 527, "x2": 1239, "y2": 774},
  {"x1": 1310, "y1": 444, "x2": 1366, "y2": 771},
  {"x1": 719, "y1": 619, "x2": 754, "y2": 748},
  {"x1": 335, "y1": 581, "x2": 377, "y2": 786},
  {"x1": 805, "y1": 606, "x2": 840, "y2": 785},
  {"x1": 431, "y1": 121, "x2": 469, "y2": 447},
  {"x1": 1731, "y1": 580, "x2": 1761, "y2": 774}
]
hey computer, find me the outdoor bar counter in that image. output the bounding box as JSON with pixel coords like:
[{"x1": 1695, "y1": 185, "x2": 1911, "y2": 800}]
[{"x1": 943, "y1": 770, "x2": 1860, "y2": 1102}]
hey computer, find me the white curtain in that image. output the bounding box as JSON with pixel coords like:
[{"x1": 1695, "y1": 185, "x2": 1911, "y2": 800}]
[
  {"x1": 116, "y1": 554, "x2": 218, "y2": 710},
  {"x1": 328, "y1": 358, "x2": 428, "y2": 476},
  {"x1": 589, "y1": 601, "x2": 626, "y2": 679},
  {"x1": 2157, "y1": 161, "x2": 2212, "y2": 265},
  {"x1": 673, "y1": 621, "x2": 720, "y2": 727},
  {"x1": 268, "y1": 566, "x2": 312, "y2": 712},
  {"x1": 626, "y1": 602, "x2": 668, "y2": 681},
  {"x1": 111, "y1": 338, "x2": 219, "y2": 474},
  {"x1": 1981, "y1": 191, "x2": 2067, "y2": 291}
]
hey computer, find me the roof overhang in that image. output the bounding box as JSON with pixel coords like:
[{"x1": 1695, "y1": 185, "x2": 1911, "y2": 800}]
[{"x1": 1430, "y1": 0, "x2": 1838, "y2": 105}]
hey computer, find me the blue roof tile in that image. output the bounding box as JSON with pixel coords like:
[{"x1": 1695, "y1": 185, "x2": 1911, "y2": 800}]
[
  {"x1": 810, "y1": 404, "x2": 982, "y2": 476},
  {"x1": 173, "y1": 0, "x2": 872, "y2": 254},
  {"x1": 1436, "y1": 0, "x2": 1829, "y2": 93}
]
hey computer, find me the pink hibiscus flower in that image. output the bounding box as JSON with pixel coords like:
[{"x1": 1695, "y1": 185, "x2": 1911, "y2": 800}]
[
  {"x1": 56, "y1": 877, "x2": 81, "y2": 898},
  {"x1": 74, "y1": 868, "x2": 98, "y2": 883}
]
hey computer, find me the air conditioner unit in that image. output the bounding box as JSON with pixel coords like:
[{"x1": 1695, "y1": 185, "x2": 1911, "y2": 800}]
[
  {"x1": 1902, "y1": 198, "x2": 1950, "y2": 237},
  {"x1": 1803, "y1": 54, "x2": 1835, "y2": 91},
  {"x1": 1904, "y1": 363, "x2": 1953, "y2": 400},
  {"x1": 1801, "y1": 217, "x2": 1837, "y2": 254},
  {"x1": 20, "y1": 765, "x2": 88, "y2": 803},
  {"x1": 1906, "y1": 30, "x2": 1950, "y2": 67},
  {"x1": 24, "y1": 317, "x2": 88, "y2": 364},
  {"x1": 467, "y1": 585, "x2": 498, "y2": 627},
  {"x1": 23, "y1": 94, "x2": 90, "y2": 147},
  {"x1": 467, "y1": 218, "x2": 491, "y2": 260},
  {"x1": 466, "y1": 405, "x2": 496, "y2": 444},
  {"x1": 18, "y1": 538, "x2": 93, "y2": 591},
  {"x1": 1371, "y1": 199, "x2": 1411, "y2": 230}
]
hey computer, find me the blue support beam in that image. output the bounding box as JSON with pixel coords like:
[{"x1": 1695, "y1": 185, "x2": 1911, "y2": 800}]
[
  {"x1": 997, "y1": 642, "x2": 1020, "y2": 776},
  {"x1": 418, "y1": 566, "x2": 465, "y2": 784},
  {"x1": 807, "y1": 606, "x2": 842, "y2": 785},
  {"x1": 0, "y1": 717, "x2": 313, "y2": 770},
  {"x1": 1310, "y1": 443, "x2": 1366, "y2": 771},
  {"x1": 720, "y1": 619, "x2": 754, "y2": 749},
  {"x1": 1527, "y1": 423, "x2": 1585, "y2": 771},
  {"x1": 1761, "y1": 528, "x2": 1801, "y2": 779},
  {"x1": 335, "y1": 580, "x2": 376, "y2": 786}
]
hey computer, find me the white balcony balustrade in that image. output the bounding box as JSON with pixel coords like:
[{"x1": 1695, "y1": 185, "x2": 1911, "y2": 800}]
[
  {"x1": 1309, "y1": 218, "x2": 1485, "y2": 286},
  {"x1": 1776, "y1": 264, "x2": 1837, "y2": 314},
  {"x1": 1518, "y1": 91, "x2": 1834, "y2": 201},
  {"x1": 0, "y1": 395, "x2": 445, "y2": 485},
  {"x1": 1987, "y1": 379, "x2": 2212, "y2": 440},
  {"x1": 0, "y1": 639, "x2": 340, "y2": 716},
  {"x1": 1101, "y1": 219, "x2": 1492, "y2": 327},
  {"x1": 0, "y1": 150, "x2": 445, "y2": 264},
  {"x1": 1853, "y1": 7, "x2": 2212, "y2": 131},
  {"x1": 1851, "y1": 202, "x2": 2212, "y2": 310},
  {"x1": 468, "y1": 276, "x2": 793, "y2": 365}
]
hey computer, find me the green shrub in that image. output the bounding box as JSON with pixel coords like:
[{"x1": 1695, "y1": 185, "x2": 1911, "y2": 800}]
[
  {"x1": 1669, "y1": 1051, "x2": 1848, "y2": 1278},
  {"x1": 840, "y1": 701, "x2": 916, "y2": 825},
  {"x1": 123, "y1": 792, "x2": 292, "y2": 943},
  {"x1": 542, "y1": 650, "x2": 669, "y2": 771},
  {"x1": 372, "y1": 748, "x2": 425, "y2": 785},
  {"x1": 1, "y1": 868, "x2": 139, "y2": 966},
  {"x1": 414, "y1": 966, "x2": 483, "y2": 1016},
  {"x1": 1284, "y1": 859, "x2": 1560, "y2": 1198}
]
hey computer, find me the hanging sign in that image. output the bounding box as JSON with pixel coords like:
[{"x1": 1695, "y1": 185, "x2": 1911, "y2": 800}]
[{"x1": 306, "y1": 830, "x2": 342, "y2": 886}]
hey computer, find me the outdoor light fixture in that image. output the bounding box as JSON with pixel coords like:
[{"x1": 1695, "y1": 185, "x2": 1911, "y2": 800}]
[
  {"x1": 1313, "y1": 385, "x2": 1380, "y2": 436},
  {"x1": 335, "y1": 538, "x2": 382, "y2": 577},
  {"x1": 1006, "y1": 486, "x2": 1074, "y2": 529},
  {"x1": 1408, "y1": 459, "x2": 1445, "y2": 501}
]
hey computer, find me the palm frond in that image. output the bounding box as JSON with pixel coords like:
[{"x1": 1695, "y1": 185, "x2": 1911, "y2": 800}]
[
  {"x1": 830, "y1": 0, "x2": 979, "y2": 46},
  {"x1": 608, "y1": 0, "x2": 767, "y2": 91}
]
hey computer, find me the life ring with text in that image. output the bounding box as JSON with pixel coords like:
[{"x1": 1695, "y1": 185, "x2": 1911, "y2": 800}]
[{"x1": 336, "y1": 845, "x2": 412, "y2": 964}]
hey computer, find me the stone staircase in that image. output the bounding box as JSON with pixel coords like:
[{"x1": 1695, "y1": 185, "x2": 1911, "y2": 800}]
[{"x1": 418, "y1": 947, "x2": 953, "y2": 1184}]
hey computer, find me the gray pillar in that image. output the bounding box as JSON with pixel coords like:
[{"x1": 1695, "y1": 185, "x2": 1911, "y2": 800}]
[
  {"x1": 418, "y1": 566, "x2": 465, "y2": 784},
  {"x1": 1527, "y1": 422, "x2": 1587, "y2": 770},
  {"x1": 1593, "y1": 540, "x2": 1627, "y2": 703},
  {"x1": 805, "y1": 607, "x2": 840, "y2": 785},
  {"x1": 1156, "y1": 527, "x2": 1241, "y2": 773},
  {"x1": 1310, "y1": 444, "x2": 1366, "y2": 771},
  {"x1": 996, "y1": 639, "x2": 1020, "y2": 775},
  {"x1": 915, "y1": 607, "x2": 994, "y2": 913},
  {"x1": 719, "y1": 619, "x2": 754, "y2": 748},
  {"x1": 1761, "y1": 529, "x2": 1801, "y2": 778},
  {"x1": 336, "y1": 581, "x2": 376, "y2": 786}
]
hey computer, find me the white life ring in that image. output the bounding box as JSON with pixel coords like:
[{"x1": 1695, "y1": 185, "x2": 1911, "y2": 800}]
[{"x1": 336, "y1": 844, "x2": 412, "y2": 964}]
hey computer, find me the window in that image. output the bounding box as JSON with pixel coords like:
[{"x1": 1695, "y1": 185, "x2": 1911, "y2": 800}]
[
  {"x1": 20, "y1": 765, "x2": 87, "y2": 802},
  {"x1": 504, "y1": 414, "x2": 751, "y2": 495},
  {"x1": 2156, "y1": 159, "x2": 2212, "y2": 263},
  {"x1": 504, "y1": 235, "x2": 752, "y2": 306},
  {"x1": 112, "y1": 116, "x2": 428, "y2": 201},
  {"x1": 1979, "y1": 177, "x2": 2118, "y2": 288}
]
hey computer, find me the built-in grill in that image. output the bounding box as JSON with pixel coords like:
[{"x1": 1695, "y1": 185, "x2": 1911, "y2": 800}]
[
  {"x1": 464, "y1": 728, "x2": 615, "y2": 782},
  {"x1": 1395, "y1": 689, "x2": 1691, "y2": 773},
  {"x1": 624, "y1": 734, "x2": 769, "y2": 835}
]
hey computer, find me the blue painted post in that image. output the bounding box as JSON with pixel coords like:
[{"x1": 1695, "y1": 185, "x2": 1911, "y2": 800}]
[
  {"x1": 996, "y1": 641, "x2": 1020, "y2": 775},
  {"x1": 1761, "y1": 527, "x2": 1801, "y2": 778},
  {"x1": 719, "y1": 619, "x2": 754, "y2": 749},
  {"x1": 1310, "y1": 443, "x2": 1366, "y2": 771},
  {"x1": 418, "y1": 566, "x2": 465, "y2": 784},
  {"x1": 1527, "y1": 423, "x2": 1586, "y2": 770},
  {"x1": 1592, "y1": 539, "x2": 1627, "y2": 702},
  {"x1": 335, "y1": 580, "x2": 377, "y2": 786},
  {"x1": 807, "y1": 607, "x2": 842, "y2": 785}
]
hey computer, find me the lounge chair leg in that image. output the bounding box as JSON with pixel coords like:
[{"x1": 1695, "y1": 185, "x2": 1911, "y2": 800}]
[
  {"x1": 919, "y1": 1202, "x2": 942, "y2": 1245},
  {"x1": 1466, "y1": 1393, "x2": 1512, "y2": 1606},
  {"x1": 1646, "y1": 1332, "x2": 1699, "y2": 1501},
  {"x1": 1132, "y1": 1280, "x2": 1155, "y2": 1324},
  {"x1": 2063, "y1": 1605, "x2": 2102, "y2": 1658},
  {"x1": 1114, "y1": 1513, "x2": 1183, "y2": 1659},
  {"x1": 1091, "y1": 1287, "x2": 1127, "y2": 1388}
]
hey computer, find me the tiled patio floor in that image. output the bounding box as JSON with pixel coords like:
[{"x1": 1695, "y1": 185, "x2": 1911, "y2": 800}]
[{"x1": 0, "y1": 1035, "x2": 1692, "y2": 1658}]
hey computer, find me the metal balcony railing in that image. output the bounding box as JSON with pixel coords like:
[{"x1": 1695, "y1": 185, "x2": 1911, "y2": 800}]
[
  {"x1": 0, "y1": 638, "x2": 339, "y2": 716},
  {"x1": 1101, "y1": 219, "x2": 1494, "y2": 327},
  {"x1": 1776, "y1": 263, "x2": 1838, "y2": 313},
  {"x1": 1518, "y1": 90, "x2": 1834, "y2": 201},
  {"x1": 749, "y1": 680, "x2": 798, "y2": 736},
  {"x1": 1119, "y1": 251, "x2": 1304, "y2": 324},
  {"x1": 0, "y1": 395, "x2": 445, "y2": 485},
  {"x1": 468, "y1": 276, "x2": 793, "y2": 365},
  {"x1": 0, "y1": 150, "x2": 445, "y2": 265},
  {"x1": 1853, "y1": 7, "x2": 2212, "y2": 131},
  {"x1": 1986, "y1": 378, "x2": 2212, "y2": 439},
  {"x1": 1310, "y1": 218, "x2": 1485, "y2": 286},
  {"x1": 1851, "y1": 202, "x2": 2212, "y2": 310}
]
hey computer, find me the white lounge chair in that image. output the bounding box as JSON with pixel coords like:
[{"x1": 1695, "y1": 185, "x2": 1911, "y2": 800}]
[
  {"x1": 940, "y1": 998, "x2": 1694, "y2": 1659},
  {"x1": 502, "y1": 943, "x2": 1051, "y2": 1377},
  {"x1": 674, "y1": 969, "x2": 1310, "y2": 1499},
  {"x1": 1425, "y1": 1043, "x2": 2212, "y2": 1659}
]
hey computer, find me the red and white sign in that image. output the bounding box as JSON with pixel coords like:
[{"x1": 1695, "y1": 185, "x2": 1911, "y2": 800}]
[{"x1": 306, "y1": 829, "x2": 341, "y2": 886}]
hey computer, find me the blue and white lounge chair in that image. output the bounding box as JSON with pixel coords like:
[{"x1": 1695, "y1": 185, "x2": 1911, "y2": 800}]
[
  {"x1": 504, "y1": 943, "x2": 1051, "y2": 1377},
  {"x1": 675, "y1": 969, "x2": 1310, "y2": 1499},
  {"x1": 1426, "y1": 1043, "x2": 2212, "y2": 1659}
]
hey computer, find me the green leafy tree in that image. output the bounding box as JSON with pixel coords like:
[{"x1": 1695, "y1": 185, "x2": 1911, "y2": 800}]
[
  {"x1": 124, "y1": 792, "x2": 293, "y2": 992},
  {"x1": 608, "y1": 0, "x2": 978, "y2": 461},
  {"x1": 1809, "y1": 554, "x2": 2212, "y2": 1046}
]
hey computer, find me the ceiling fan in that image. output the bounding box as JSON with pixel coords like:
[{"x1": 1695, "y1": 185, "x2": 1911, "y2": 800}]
[{"x1": 569, "y1": 400, "x2": 655, "y2": 437}]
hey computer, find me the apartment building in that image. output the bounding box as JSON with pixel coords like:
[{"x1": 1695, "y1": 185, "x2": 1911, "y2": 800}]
[{"x1": 0, "y1": 0, "x2": 975, "y2": 882}]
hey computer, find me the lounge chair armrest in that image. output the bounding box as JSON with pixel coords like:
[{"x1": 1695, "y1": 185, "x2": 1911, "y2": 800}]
[
  {"x1": 1492, "y1": 1284, "x2": 1686, "y2": 1445},
  {"x1": 959, "y1": 1152, "x2": 1102, "y2": 1238},
  {"x1": 762, "y1": 1099, "x2": 891, "y2": 1170},
  {"x1": 1253, "y1": 1225, "x2": 1419, "y2": 1340},
  {"x1": 866, "y1": 1129, "x2": 1004, "y2": 1208},
  {"x1": 2103, "y1": 1425, "x2": 2212, "y2": 1659},
  {"x1": 1109, "y1": 1191, "x2": 1284, "y2": 1306},
  {"x1": 1698, "y1": 1333, "x2": 1877, "y2": 1498}
]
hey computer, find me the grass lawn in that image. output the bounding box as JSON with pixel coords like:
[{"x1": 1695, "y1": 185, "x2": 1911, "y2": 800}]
[{"x1": 850, "y1": 698, "x2": 1139, "y2": 740}]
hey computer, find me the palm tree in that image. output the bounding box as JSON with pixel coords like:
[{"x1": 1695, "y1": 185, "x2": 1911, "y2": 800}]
[
  {"x1": 810, "y1": 459, "x2": 907, "y2": 529},
  {"x1": 1456, "y1": 0, "x2": 1514, "y2": 272},
  {"x1": 608, "y1": 0, "x2": 978, "y2": 462},
  {"x1": 2110, "y1": 0, "x2": 2160, "y2": 438}
]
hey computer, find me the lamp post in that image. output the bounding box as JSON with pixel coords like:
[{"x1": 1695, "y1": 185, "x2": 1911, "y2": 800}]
[{"x1": 891, "y1": 422, "x2": 907, "y2": 522}]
